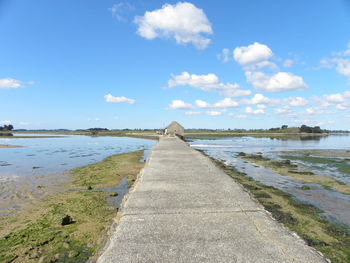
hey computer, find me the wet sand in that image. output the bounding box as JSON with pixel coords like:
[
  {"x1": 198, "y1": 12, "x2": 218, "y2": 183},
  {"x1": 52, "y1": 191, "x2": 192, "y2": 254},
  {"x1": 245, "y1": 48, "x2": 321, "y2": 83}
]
[{"x1": 0, "y1": 144, "x2": 23, "y2": 148}]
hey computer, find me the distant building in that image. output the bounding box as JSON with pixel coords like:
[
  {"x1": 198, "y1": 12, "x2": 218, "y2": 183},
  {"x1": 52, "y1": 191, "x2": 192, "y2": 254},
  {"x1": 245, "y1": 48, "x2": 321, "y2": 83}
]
[{"x1": 164, "y1": 121, "x2": 184, "y2": 138}]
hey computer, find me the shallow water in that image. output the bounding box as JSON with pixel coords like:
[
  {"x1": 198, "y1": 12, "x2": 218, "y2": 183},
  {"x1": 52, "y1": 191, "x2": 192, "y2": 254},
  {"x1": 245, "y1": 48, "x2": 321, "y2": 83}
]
[
  {"x1": 0, "y1": 134, "x2": 155, "y2": 215},
  {"x1": 190, "y1": 135, "x2": 350, "y2": 227}
]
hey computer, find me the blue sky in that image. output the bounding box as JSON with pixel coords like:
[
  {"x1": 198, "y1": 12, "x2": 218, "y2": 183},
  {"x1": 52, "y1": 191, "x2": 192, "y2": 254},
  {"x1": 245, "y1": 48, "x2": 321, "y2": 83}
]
[{"x1": 1, "y1": 0, "x2": 350, "y2": 129}]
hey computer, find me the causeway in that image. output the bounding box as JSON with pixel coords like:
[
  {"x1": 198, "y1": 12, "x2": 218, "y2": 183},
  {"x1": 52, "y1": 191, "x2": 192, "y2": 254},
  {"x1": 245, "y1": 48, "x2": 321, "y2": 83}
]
[{"x1": 97, "y1": 136, "x2": 327, "y2": 263}]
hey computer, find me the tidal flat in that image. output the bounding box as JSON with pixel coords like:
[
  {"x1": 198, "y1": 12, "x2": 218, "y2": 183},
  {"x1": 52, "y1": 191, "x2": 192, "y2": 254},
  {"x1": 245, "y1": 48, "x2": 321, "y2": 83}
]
[
  {"x1": 0, "y1": 134, "x2": 154, "y2": 216},
  {"x1": 210, "y1": 156, "x2": 350, "y2": 263},
  {"x1": 239, "y1": 152, "x2": 350, "y2": 195},
  {"x1": 0, "y1": 150, "x2": 145, "y2": 263}
]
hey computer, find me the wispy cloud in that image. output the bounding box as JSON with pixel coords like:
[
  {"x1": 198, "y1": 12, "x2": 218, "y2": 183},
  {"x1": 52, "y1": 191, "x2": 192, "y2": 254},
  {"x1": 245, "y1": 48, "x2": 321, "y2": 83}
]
[
  {"x1": 0, "y1": 78, "x2": 28, "y2": 89},
  {"x1": 109, "y1": 2, "x2": 135, "y2": 22},
  {"x1": 104, "y1": 94, "x2": 136, "y2": 104}
]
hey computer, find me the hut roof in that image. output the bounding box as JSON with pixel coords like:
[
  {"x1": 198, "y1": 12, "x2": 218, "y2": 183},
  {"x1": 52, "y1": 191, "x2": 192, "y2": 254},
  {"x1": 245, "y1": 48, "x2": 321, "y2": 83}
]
[{"x1": 165, "y1": 121, "x2": 183, "y2": 129}]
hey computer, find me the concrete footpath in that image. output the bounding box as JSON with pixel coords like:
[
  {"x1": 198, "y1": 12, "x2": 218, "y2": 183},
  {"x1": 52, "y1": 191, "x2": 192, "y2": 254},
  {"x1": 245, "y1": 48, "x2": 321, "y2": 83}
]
[{"x1": 97, "y1": 137, "x2": 327, "y2": 263}]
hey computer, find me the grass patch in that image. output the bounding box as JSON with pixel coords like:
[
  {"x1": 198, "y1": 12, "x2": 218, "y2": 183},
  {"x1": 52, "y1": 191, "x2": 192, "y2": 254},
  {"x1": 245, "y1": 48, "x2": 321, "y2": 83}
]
[
  {"x1": 0, "y1": 150, "x2": 145, "y2": 263},
  {"x1": 209, "y1": 156, "x2": 350, "y2": 263},
  {"x1": 71, "y1": 150, "x2": 145, "y2": 189}
]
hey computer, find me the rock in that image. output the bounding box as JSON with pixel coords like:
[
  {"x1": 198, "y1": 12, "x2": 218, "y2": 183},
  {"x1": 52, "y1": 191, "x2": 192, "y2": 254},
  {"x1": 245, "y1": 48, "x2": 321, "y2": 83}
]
[
  {"x1": 110, "y1": 192, "x2": 118, "y2": 197},
  {"x1": 60, "y1": 214, "x2": 74, "y2": 226},
  {"x1": 68, "y1": 250, "x2": 80, "y2": 258},
  {"x1": 38, "y1": 256, "x2": 47, "y2": 263},
  {"x1": 63, "y1": 242, "x2": 70, "y2": 249}
]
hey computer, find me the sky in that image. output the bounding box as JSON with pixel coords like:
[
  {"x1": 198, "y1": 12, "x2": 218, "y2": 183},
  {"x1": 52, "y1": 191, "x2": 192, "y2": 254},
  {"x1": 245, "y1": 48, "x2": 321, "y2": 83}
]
[{"x1": 1, "y1": 0, "x2": 350, "y2": 130}]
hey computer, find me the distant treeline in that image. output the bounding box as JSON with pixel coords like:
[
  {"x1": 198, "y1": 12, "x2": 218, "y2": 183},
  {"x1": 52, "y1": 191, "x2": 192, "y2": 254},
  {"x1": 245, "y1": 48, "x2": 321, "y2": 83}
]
[{"x1": 0, "y1": 124, "x2": 13, "y2": 131}]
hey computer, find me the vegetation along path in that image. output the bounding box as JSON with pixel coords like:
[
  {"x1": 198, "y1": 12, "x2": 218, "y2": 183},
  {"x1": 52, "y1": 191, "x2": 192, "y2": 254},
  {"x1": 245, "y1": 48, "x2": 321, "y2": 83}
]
[{"x1": 98, "y1": 136, "x2": 327, "y2": 263}]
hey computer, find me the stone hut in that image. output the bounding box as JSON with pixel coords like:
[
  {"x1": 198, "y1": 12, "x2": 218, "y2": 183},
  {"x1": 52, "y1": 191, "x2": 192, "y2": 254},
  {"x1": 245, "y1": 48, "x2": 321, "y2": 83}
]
[{"x1": 164, "y1": 121, "x2": 184, "y2": 138}]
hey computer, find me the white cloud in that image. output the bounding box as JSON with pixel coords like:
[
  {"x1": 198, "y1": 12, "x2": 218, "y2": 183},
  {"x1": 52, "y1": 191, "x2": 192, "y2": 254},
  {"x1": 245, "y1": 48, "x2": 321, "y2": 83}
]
[
  {"x1": 213, "y1": 98, "x2": 239, "y2": 108},
  {"x1": 241, "y1": 93, "x2": 279, "y2": 105},
  {"x1": 109, "y1": 2, "x2": 134, "y2": 22},
  {"x1": 134, "y1": 2, "x2": 213, "y2": 49},
  {"x1": 234, "y1": 42, "x2": 273, "y2": 66},
  {"x1": 305, "y1": 108, "x2": 317, "y2": 115},
  {"x1": 0, "y1": 78, "x2": 24, "y2": 89},
  {"x1": 325, "y1": 93, "x2": 345, "y2": 103},
  {"x1": 207, "y1": 109, "x2": 226, "y2": 116},
  {"x1": 195, "y1": 98, "x2": 239, "y2": 108},
  {"x1": 217, "y1": 48, "x2": 231, "y2": 63},
  {"x1": 168, "y1": 72, "x2": 251, "y2": 97},
  {"x1": 245, "y1": 71, "x2": 307, "y2": 92},
  {"x1": 287, "y1": 96, "x2": 308, "y2": 107},
  {"x1": 104, "y1": 94, "x2": 136, "y2": 104},
  {"x1": 168, "y1": 99, "x2": 193, "y2": 109},
  {"x1": 195, "y1": 99, "x2": 211, "y2": 108},
  {"x1": 0, "y1": 120, "x2": 12, "y2": 125},
  {"x1": 185, "y1": 111, "x2": 201, "y2": 115},
  {"x1": 244, "y1": 106, "x2": 265, "y2": 115}
]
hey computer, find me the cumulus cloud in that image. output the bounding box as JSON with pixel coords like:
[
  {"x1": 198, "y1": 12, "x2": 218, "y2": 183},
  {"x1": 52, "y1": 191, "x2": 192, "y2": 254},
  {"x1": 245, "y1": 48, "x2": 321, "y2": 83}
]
[
  {"x1": 168, "y1": 99, "x2": 193, "y2": 109},
  {"x1": 195, "y1": 99, "x2": 211, "y2": 108},
  {"x1": 109, "y1": 2, "x2": 134, "y2": 22},
  {"x1": 212, "y1": 98, "x2": 239, "y2": 108},
  {"x1": 0, "y1": 78, "x2": 24, "y2": 89},
  {"x1": 168, "y1": 72, "x2": 251, "y2": 97},
  {"x1": 324, "y1": 91, "x2": 350, "y2": 103},
  {"x1": 244, "y1": 106, "x2": 265, "y2": 115},
  {"x1": 104, "y1": 94, "x2": 136, "y2": 104},
  {"x1": 134, "y1": 2, "x2": 213, "y2": 49},
  {"x1": 234, "y1": 42, "x2": 273, "y2": 66},
  {"x1": 245, "y1": 71, "x2": 307, "y2": 92}
]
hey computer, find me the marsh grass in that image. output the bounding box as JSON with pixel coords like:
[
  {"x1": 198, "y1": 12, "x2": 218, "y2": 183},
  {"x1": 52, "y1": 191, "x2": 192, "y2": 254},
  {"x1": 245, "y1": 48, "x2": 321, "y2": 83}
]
[
  {"x1": 0, "y1": 150, "x2": 145, "y2": 263},
  {"x1": 210, "y1": 157, "x2": 350, "y2": 263}
]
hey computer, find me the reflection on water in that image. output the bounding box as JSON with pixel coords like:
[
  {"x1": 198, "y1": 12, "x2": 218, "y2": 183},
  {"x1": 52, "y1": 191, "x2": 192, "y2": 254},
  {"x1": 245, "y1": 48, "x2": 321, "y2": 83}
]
[
  {"x1": 0, "y1": 134, "x2": 155, "y2": 216},
  {"x1": 190, "y1": 135, "x2": 350, "y2": 227}
]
